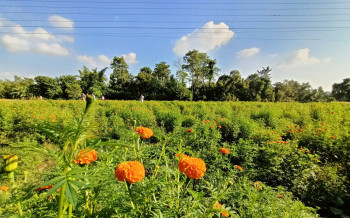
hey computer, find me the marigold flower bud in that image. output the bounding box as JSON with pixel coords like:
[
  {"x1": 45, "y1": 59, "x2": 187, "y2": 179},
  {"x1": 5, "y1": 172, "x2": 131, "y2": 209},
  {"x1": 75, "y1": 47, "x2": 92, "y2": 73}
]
[
  {"x1": 216, "y1": 202, "x2": 230, "y2": 217},
  {"x1": 3, "y1": 154, "x2": 18, "y2": 172},
  {"x1": 220, "y1": 148, "x2": 229, "y2": 154}
]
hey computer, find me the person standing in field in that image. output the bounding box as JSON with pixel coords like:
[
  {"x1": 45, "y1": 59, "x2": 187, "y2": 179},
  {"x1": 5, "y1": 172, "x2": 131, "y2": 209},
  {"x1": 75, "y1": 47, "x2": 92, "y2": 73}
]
[
  {"x1": 140, "y1": 94, "x2": 144, "y2": 103},
  {"x1": 81, "y1": 93, "x2": 86, "y2": 101}
]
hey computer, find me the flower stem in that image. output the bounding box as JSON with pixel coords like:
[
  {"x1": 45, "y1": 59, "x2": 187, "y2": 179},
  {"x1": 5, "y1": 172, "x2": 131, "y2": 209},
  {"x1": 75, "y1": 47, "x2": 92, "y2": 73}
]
[
  {"x1": 126, "y1": 182, "x2": 136, "y2": 209},
  {"x1": 68, "y1": 204, "x2": 73, "y2": 218},
  {"x1": 202, "y1": 200, "x2": 217, "y2": 218},
  {"x1": 8, "y1": 171, "x2": 15, "y2": 184},
  {"x1": 58, "y1": 183, "x2": 67, "y2": 218},
  {"x1": 152, "y1": 142, "x2": 166, "y2": 179},
  {"x1": 16, "y1": 202, "x2": 23, "y2": 217}
]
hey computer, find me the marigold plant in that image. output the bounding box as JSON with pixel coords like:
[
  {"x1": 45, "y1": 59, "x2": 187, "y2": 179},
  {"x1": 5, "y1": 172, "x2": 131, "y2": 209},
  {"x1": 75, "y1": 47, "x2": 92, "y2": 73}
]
[
  {"x1": 1, "y1": 186, "x2": 9, "y2": 192},
  {"x1": 74, "y1": 149, "x2": 98, "y2": 165},
  {"x1": 235, "y1": 165, "x2": 243, "y2": 171},
  {"x1": 216, "y1": 202, "x2": 229, "y2": 217},
  {"x1": 36, "y1": 184, "x2": 54, "y2": 192},
  {"x1": 115, "y1": 161, "x2": 145, "y2": 183},
  {"x1": 135, "y1": 126, "x2": 154, "y2": 139},
  {"x1": 178, "y1": 156, "x2": 206, "y2": 179},
  {"x1": 186, "y1": 129, "x2": 194, "y2": 133},
  {"x1": 220, "y1": 148, "x2": 229, "y2": 154}
]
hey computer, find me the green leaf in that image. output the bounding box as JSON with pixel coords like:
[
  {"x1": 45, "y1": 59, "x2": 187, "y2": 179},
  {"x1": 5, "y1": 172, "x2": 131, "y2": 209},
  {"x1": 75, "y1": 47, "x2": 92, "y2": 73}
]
[
  {"x1": 69, "y1": 180, "x2": 88, "y2": 188},
  {"x1": 34, "y1": 176, "x2": 65, "y2": 191},
  {"x1": 46, "y1": 179, "x2": 66, "y2": 197},
  {"x1": 66, "y1": 180, "x2": 79, "y2": 207},
  {"x1": 330, "y1": 207, "x2": 343, "y2": 216}
]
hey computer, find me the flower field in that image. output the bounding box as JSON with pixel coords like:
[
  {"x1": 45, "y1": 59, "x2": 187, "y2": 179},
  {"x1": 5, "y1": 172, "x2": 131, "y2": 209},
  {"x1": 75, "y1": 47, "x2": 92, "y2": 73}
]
[{"x1": 0, "y1": 99, "x2": 349, "y2": 217}]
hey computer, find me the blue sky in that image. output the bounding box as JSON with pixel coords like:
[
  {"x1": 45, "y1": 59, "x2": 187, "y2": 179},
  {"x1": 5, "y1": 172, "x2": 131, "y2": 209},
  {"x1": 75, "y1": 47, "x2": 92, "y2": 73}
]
[{"x1": 1, "y1": 0, "x2": 350, "y2": 91}]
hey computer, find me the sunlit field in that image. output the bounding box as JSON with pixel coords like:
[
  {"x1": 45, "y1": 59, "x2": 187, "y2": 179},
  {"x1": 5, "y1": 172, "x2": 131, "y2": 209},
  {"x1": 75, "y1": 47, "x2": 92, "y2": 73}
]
[{"x1": 1, "y1": 99, "x2": 349, "y2": 217}]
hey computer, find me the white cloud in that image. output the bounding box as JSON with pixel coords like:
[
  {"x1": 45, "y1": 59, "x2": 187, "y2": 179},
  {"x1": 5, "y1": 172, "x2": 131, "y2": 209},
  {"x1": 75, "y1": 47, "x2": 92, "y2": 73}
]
[
  {"x1": 173, "y1": 21, "x2": 234, "y2": 56},
  {"x1": 49, "y1": 15, "x2": 74, "y2": 29},
  {"x1": 32, "y1": 27, "x2": 55, "y2": 41},
  {"x1": 278, "y1": 48, "x2": 331, "y2": 68},
  {"x1": 122, "y1": 52, "x2": 138, "y2": 64},
  {"x1": 98, "y1": 55, "x2": 111, "y2": 64},
  {"x1": 0, "y1": 72, "x2": 15, "y2": 80},
  {"x1": 0, "y1": 18, "x2": 4, "y2": 27},
  {"x1": 76, "y1": 54, "x2": 111, "y2": 67},
  {"x1": 77, "y1": 55, "x2": 97, "y2": 67},
  {"x1": 57, "y1": 35, "x2": 75, "y2": 43},
  {"x1": 35, "y1": 43, "x2": 69, "y2": 56},
  {"x1": 237, "y1": 47, "x2": 260, "y2": 58},
  {"x1": 1, "y1": 34, "x2": 30, "y2": 52},
  {"x1": 0, "y1": 17, "x2": 73, "y2": 55}
]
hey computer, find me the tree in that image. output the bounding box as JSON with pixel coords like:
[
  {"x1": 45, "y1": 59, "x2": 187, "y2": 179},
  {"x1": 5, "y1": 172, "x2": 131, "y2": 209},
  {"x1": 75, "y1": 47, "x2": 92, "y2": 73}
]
[
  {"x1": 204, "y1": 59, "x2": 220, "y2": 87},
  {"x1": 332, "y1": 78, "x2": 350, "y2": 101},
  {"x1": 246, "y1": 67, "x2": 274, "y2": 102},
  {"x1": 176, "y1": 70, "x2": 188, "y2": 86},
  {"x1": 79, "y1": 66, "x2": 107, "y2": 97},
  {"x1": 0, "y1": 76, "x2": 35, "y2": 99},
  {"x1": 33, "y1": 76, "x2": 62, "y2": 99},
  {"x1": 135, "y1": 67, "x2": 155, "y2": 96},
  {"x1": 153, "y1": 61, "x2": 171, "y2": 82},
  {"x1": 274, "y1": 80, "x2": 300, "y2": 102},
  {"x1": 182, "y1": 50, "x2": 213, "y2": 100},
  {"x1": 110, "y1": 56, "x2": 132, "y2": 87},
  {"x1": 58, "y1": 75, "x2": 82, "y2": 99},
  {"x1": 109, "y1": 56, "x2": 134, "y2": 99},
  {"x1": 215, "y1": 70, "x2": 247, "y2": 101}
]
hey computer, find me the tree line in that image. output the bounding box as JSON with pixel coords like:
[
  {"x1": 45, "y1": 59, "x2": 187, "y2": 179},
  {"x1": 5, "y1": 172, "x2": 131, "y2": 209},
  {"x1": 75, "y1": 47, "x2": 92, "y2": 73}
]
[{"x1": 1, "y1": 50, "x2": 349, "y2": 102}]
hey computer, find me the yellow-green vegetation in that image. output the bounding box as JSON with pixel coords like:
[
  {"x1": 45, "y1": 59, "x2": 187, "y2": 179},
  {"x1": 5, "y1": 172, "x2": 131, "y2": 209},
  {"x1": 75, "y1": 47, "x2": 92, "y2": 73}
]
[{"x1": 0, "y1": 100, "x2": 349, "y2": 217}]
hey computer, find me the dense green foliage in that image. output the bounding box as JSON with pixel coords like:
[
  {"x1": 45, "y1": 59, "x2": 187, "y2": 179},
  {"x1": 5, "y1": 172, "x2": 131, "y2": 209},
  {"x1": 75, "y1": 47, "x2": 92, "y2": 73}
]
[
  {"x1": 1, "y1": 100, "x2": 349, "y2": 217},
  {"x1": 1, "y1": 50, "x2": 347, "y2": 102}
]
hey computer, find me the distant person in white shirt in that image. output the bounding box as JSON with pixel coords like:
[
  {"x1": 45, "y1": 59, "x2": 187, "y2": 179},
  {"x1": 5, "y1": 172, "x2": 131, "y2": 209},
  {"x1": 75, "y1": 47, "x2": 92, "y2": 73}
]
[{"x1": 140, "y1": 94, "x2": 144, "y2": 103}]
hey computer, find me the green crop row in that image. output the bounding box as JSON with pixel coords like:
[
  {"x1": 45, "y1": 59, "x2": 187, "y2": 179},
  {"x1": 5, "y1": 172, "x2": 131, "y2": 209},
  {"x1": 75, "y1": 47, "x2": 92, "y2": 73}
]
[{"x1": 0, "y1": 100, "x2": 349, "y2": 217}]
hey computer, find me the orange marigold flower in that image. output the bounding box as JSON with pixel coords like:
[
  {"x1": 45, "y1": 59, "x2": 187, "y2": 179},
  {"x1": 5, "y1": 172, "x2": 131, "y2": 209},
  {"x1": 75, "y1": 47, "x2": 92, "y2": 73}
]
[
  {"x1": 135, "y1": 126, "x2": 153, "y2": 139},
  {"x1": 1, "y1": 186, "x2": 9, "y2": 192},
  {"x1": 254, "y1": 182, "x2": 262, "y2": 190},
  {"x1": 220, "y1": 148, "x2": 230, "y2": 154},
  {"x1": 216, "y1": 203, "x2": 230, "y2": 217},
  {"x1": 74, "y1": 149, "x2": 98, "y2": 165},
  {"x1": 115, "y1": 161, "x2": 145, "y2": 183},
  {"x1": 331, "y1": 112, "x2": 335, "y2": 114},
  {"x1": 279, "y1": 195, "x2": 283, "y2": 198},
  {"x1": 210, "y1": 126, "x2": 213, "y2": 129},
  {"x1": 36, "y1": 184, "x2": 53, "y2": 192},
  {"x1": 330, "y1": 136, "x2": 336, "y2": 139},
  {"x1": 186, "y1": 129, "x2": 194, "y2": 133},
  {"x1": 217, "y1": 125, "x2": 222, "y2": 128},
  {"x1": 235, "y1": 165, "x2": 243, "y2": 171},
  {"x1": 178, "y1": 156, "x2": 206, "y2": 179}
]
